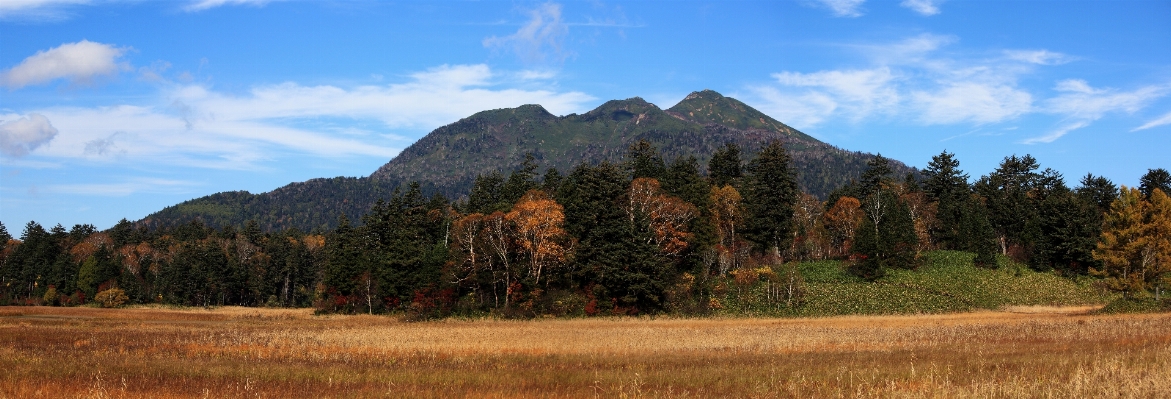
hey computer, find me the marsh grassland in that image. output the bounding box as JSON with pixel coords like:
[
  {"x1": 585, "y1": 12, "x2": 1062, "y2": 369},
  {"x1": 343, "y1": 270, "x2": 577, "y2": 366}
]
[{"x1": 1, "y1": 306, "x2": 1169, "y2": 398}]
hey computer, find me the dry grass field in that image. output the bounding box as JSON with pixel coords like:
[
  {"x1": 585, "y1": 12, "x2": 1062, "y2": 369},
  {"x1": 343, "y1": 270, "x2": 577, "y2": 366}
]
[{"x1": 2, "y1": 306, "x2": 1169, "y2": 398}]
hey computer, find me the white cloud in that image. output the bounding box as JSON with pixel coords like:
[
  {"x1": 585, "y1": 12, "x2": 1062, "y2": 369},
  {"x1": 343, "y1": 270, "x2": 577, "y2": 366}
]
[
  {"x1": 1, "y1": 40, "x2": 127, "y2": 89},
  {"x1": 745, "y1": 35, "x2": 1037, "y2": 128},
  {"x1": 0, "y1": 113, "x2": 59, "y2": 158},
  {"x1": 0, "y1": 0, "x2": 89, "y2": 20},
  {"x1": 13, "y1": 64, "x2": 595, "y2": 170},
  {"x1": 1020, "y1": 80, "x2": 1168, "y2": 143},
  {"x1": 1133, "y1": 110, "x2": 1171, "y2": 131},
  {"x1": 44, "y1": 178, "x2": 199, "y2": 197},
  {"x1": 912, "y1": 83, "x2": 1033, "y2": 124},
  {"x1": 900, "y1": 0, "x2": 942, "y2": 16},
  {"x1": 1021, "y1": 121, "x2": 1089, "y2": 144},
  {"x1": 484, "y1": 2, "x2": 569, "y2": 63},
  {"x1": 814, "y1": 0, "x2": 866, "y2": 17},
  {"x1": 184, "y1": 0, "x2": 277, "y2": 12},
  {"x1": 1004, "y1": 50, "x2": 1074, "y2": 65},
  {"x1": 771, "y1": 68, "x2": 900, "y2": 121},
  {"x1": 1045, "y1": 79, "x2": 1166, "y2": 120}
]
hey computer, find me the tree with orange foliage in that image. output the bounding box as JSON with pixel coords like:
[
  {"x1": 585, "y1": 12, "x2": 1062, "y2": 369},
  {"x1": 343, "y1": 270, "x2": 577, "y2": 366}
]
[
  {"x1": 823, "y1": 196, "x2": 862, "y2": 258},
  {"x1": 1094, "y1": 187, "x2": 1171, "y2": 299},
  {"x1": 506, "y1": 190, "x2": 567, "y2": 286},
  {"x1": 627, "y1": 178, "x2": 697, "y2": 257}
]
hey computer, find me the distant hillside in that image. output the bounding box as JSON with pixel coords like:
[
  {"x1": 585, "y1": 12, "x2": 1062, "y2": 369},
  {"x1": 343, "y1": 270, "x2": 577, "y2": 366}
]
[{"x1": 142, "y1": 90, "x2": 915, "y2": 232}]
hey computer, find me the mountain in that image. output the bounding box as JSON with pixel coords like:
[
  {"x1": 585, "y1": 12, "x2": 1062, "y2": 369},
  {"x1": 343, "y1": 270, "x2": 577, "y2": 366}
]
[{"x1": 141, "y1": 90, "x2": 916, "y2": 232}]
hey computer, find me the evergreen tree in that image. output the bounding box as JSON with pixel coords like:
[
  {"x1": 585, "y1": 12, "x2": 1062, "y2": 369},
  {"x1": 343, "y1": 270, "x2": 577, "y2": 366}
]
[
  {"x1": 501, "y1": 154, "x2": 540, "y2": 206},
  {"x1": 922, "y1": 151, "x2": 970, "y2": 249},
  {"x1": 975, "y1": 154, "x2": 1042, "y2": 257},
  {"x1": 1032, "y1": 172, "x2": 1099, "y2": 274},
  {"x1": 959, "y1": 195, "x2": 999, "y2": 268},
  {"x1": 1077, "y1": 174, "x2": 1119, "y2": 213},
  {"x1": 541, "y1": 167, "x2": 564, "y2": 194},
  {"x1": 468, "y1": 172, "x2": 506, "y2": 214},
  {"x1": 624, "y1": 139, "x2": 666, "y2": 180},
  {"x1": 858, "y1": 154, "x2": 894, "y2": 199},
  {"x1": 0, "y1": 221, "x2": 10, "y2": 252},
  {"x1": 708, "y1": 143, "x2": 742, "y2": 188},
  {"x1": 742, "y1": 141, "x2": 799, "y2": 255},
  {"x1": 1139, "y1": 168, "x2": 1171, "y2": 199},
  {"x1": 576, "y1": 201, "x2": 668, "y2": 313},
  {"x1": 557, "y1": 162, "x2": 629, "y2": 241},
  {"x1": 850, "y1": 189, "x2": 918, "y2": 280}
]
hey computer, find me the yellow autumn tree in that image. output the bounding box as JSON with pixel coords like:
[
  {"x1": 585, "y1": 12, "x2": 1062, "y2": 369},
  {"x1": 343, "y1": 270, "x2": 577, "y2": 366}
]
[
  {"x1": 710, "y1": 185, "x2": 743, "y2": 274},
  {"x1": 1144, "y1": 189, "x2": 1171, "y2": 299},
  {"x1": 506, "y1": 190, "x2": 567, "y2": 286},
  {"x1": 1093, "y1": 187, "x2": 1171, "y2": 298}
]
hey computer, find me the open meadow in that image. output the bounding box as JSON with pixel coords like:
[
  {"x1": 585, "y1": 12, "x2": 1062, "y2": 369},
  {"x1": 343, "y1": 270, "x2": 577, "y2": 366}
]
[{"x1": 2, "y1": 306, "x2": 1169, "y2": 398}]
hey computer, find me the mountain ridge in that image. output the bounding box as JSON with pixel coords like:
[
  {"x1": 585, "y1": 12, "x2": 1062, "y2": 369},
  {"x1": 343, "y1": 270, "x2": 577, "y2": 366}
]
[{"x1": 142, "y1": 90, "x2": 916, "y2": 232}]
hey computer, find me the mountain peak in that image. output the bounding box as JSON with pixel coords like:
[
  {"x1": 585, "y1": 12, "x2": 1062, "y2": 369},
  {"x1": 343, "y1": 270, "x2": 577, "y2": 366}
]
[{"x1": 668, "y1": 90, "x2": 812, "y2": 140}]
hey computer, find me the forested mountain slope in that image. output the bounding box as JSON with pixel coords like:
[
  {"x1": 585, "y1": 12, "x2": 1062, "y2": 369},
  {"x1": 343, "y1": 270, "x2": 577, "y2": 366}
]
[{"x1": 142, "y1": 90, "x2": 915, "y2": 232}]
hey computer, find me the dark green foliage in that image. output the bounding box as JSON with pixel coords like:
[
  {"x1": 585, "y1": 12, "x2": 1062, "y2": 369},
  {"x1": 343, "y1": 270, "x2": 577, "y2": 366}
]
[
  {"x1": 557, "y1": 162, "x2": 629, "y2": 241},
  {"x1": 1076, "y1": 174, "x2": 1118, "y2": 213},
  {"x1": 662, "y1": 155, "x2": 717, "y2": 252},
  {"x1": 467, "y1": 172, "x2": 506, "y2": 214},
  {"x1": 923, "y1": 151, "x2": 970, "y2": 249},
  {"x1": 959, "y1": 196, "x2": 998, "y2": 268},
  {"x1": 625, "y1": 139, "x2": 666, "y2": 180},
  {"x1": 708, "y1": 143, "x2": 743, "y2": 188},
  {"x1": 742, "y1": 141, "x2": 799, "y2": 254},
  {"x1": 541, "y1": 167, "x2": 564, "y2": 194},
  {"x1": 576, "y1": 204, "x2": 668, "y2": 314},
  {"x1": 975, "y1": 154, "x2": 1042, "y2": 259},
  {"x1": 0, "y1": 221, "x2": 10, "y2": 252},
  {"x1": 501, "y1": 154, "x2": 540, "y2": 207},
  {"x1": 1033, "y1": 173, "x2": 1100, "y2": 275},
  {"x1": 850, "y1": 189, "x2": 919, "y2": 280},
  {"x1": 1139, "y1": 168, "x2": 1170, "y2": 198},
  {"x1": 858, "y1": 154, "x2": 894, "y2": 199}
]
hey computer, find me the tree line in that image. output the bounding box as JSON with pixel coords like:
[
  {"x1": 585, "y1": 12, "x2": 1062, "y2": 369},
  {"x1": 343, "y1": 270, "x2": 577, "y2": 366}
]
[{"x1": 1, "y1": 141, "x2": 1169, "y2": 315}]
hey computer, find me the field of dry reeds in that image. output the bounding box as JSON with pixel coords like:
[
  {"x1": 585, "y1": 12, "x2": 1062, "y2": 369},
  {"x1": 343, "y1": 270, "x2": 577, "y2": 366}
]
[{"x1": 2, "y1": 305, "x2": 1169, "y2": 398}]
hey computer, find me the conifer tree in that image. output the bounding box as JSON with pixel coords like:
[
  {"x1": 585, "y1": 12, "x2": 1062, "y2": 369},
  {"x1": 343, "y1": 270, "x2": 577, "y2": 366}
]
[
  {"x1": 708, "y1": 143, "x2": 742, "y2": 188},
  {"x1": 742, "y1": 141, "x2": 799, "y2": 256},
  {"x1": 625, "y1": 140, "x2": 666, "y2": 180},
  {"x1": 1139, "y1": 168, "x2": 1171, "y2": 199},
  {"x1": 922, "y1": 151, "x2": 970, "y2": 249}
]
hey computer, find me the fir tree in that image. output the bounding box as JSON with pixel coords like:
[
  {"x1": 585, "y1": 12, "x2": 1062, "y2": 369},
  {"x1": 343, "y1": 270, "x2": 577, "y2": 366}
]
[
  {"x1": 708, "y1": 143, "x2": 742, "y2": 188},
  {"x1": 742, "y1": 141, "x2": 799, "y2": 255},
  {"x1": 1139, "y1": 168, "x2": 1171, "y2": 199},
  {"x1": 625, "y1": 139, "x2": 666, "y2": 180},
  {"x1": 922, "y1": 151, "x2": 970, "y2": 249}
]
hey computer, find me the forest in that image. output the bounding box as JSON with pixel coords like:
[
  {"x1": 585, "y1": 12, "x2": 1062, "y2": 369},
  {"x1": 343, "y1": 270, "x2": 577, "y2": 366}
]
[{"x1": 1, "y1": 140, "x2": 1169, "y2": 317}]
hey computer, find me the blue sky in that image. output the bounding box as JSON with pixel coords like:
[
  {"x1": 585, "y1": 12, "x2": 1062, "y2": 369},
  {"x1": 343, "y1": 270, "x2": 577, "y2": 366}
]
[{"x1": 1, "y1": 0, "x2": 1169, "y2": 231}]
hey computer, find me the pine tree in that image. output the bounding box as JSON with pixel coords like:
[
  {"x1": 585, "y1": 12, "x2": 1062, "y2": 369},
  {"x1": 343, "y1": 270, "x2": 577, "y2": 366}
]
[
  {"x1": 1139, "y1": 168, "x2": 1171, "y2": 199},
  {"x1": 858, "y1": 154, "x2": 894, "y2": 199},
  {"x1": 708, "y1": 143, "x2": 742, "y2": 188},
  {"x1": 625, "y1": 139, "x2": 666, "y2": 180},
  {"x1": 975, "y1": 154, "x2": 1042, "y2": 257},
  {"x1": 742, "y1": 141, "x2": 799, "y2": 256},
  {"x1": 922, "y1": 151, "x2": 970, "y2": 249}
]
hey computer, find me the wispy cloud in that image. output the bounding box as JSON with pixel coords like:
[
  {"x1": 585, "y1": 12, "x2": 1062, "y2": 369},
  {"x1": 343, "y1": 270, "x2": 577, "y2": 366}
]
[
  {"x1": 1021, "y1": 79, "x2": 1168, "y2": 143},
  {"x1": 484, "y1": 2, "x2": 569, "y2": 64},
  {"x1": 813, "y1": 0, "x2": 866, "y2": 18},
  {"x1": 746, "y1": 34, "x2": 1037, "y2": 129},
  {"x1": 1003, "y1": 50, "x2": 1074, "y2": 65},
  {"x1": 900, "y1": 0, "x2": 942, "y2": 16},
  {"x1": 1, "y1": 40, "x2": 128, "y2": 89},
  {"x1": 1133, "y1": 110, "x2": 1171, "y2": 132},
  {"x1": 0, "y1": 0, "x2": 90, "y2": 20},
  {"x1": 184, "y1": 0, "x2": 278, "y2": 13},
  {"x1": 44, "y1": 177, "x2": 200, "y2": 197},
  {"x1": 12, "y1": 64, "x2": 595, "y2": 170}
]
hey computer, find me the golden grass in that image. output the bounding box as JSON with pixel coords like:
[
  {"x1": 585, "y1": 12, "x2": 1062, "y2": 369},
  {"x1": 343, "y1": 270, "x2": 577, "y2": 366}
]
[{"x1": 1, "y1": 306, "x2": 1169, "y2": 398}]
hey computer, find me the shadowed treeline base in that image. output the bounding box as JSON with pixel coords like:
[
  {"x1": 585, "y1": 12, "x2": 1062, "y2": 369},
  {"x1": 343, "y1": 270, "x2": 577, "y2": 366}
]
[{"x1": 2, "y1": 306, "x2": 1169, "y2": 398}]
